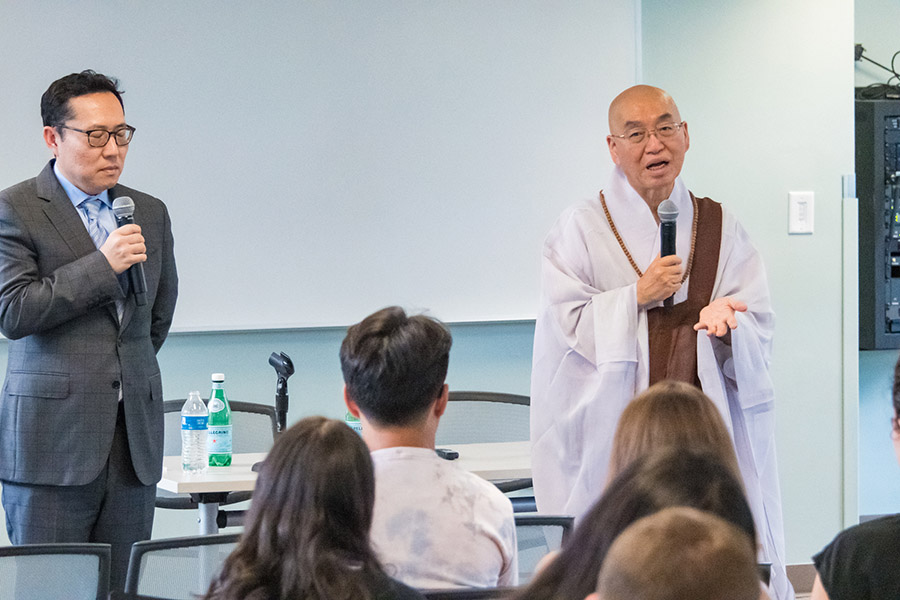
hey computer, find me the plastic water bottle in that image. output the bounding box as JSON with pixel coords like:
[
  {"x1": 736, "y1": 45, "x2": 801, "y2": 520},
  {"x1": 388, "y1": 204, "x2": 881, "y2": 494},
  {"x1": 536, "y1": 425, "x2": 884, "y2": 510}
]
[
  {"x1": 207, "y1": 373, "x2": 233, "y2": 467},
  {"x1": 181, "y1": 391, "x2": 208, "y2": 472},
  {"x1": 345, "y1": 410, "x2": 363, "y2": 435}
]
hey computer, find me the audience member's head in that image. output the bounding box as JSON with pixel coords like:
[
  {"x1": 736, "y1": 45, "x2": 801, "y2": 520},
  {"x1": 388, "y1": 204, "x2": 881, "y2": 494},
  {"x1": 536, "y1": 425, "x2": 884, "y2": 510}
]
[
  {"x1": 590, "y1": 507, "x2": 761, "y2": 600},
  {"x1": 518, "y1": 448, "x2": 756, "y2": 600},
  {"x1": 340, "y1": 306, "x2": 452, "y2": 431},
  {"x1": 608, "y1": 380, "x2": 741, "y2": 483},
  {"x1": 203, "y1": 417, "x2": 384, "y2": 600}
]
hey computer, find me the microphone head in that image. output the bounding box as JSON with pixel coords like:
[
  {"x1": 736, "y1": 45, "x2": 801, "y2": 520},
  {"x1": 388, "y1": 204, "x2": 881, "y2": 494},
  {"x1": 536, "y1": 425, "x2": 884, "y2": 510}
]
[
  {"x1": 112, "y1": 196, "x2": 135, "y2": 219},
  {"x1": 657, "y1": 198, "x2": 678, "y2": 223}
]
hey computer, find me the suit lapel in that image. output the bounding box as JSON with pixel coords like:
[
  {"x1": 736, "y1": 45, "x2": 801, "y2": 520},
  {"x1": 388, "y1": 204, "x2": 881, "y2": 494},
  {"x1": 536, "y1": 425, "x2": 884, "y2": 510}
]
[
  {"x1": 36, "y1": 162, "x2": 97, "y2": 259},
  {"x1": 38, "y1": 162, "x2": 122, "y2": 326}
]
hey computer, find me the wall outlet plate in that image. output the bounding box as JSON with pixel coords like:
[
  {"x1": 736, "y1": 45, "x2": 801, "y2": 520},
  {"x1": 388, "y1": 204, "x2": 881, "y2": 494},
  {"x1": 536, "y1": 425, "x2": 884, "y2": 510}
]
[{"x1": 789, "y1": 191, "x2": 814, "y2": 234}]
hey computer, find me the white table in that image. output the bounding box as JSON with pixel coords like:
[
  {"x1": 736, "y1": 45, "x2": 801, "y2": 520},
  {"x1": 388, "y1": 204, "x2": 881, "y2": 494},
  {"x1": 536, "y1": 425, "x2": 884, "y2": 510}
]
[{"x1": 159, "y1": 441, "x2": 531, "y2": 534}]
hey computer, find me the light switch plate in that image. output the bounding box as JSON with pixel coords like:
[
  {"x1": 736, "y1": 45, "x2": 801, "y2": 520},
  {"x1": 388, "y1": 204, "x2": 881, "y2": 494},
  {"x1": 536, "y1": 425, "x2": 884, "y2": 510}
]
[{"x1": 789, "y1": 191, "x2": 814, "y2": 234}]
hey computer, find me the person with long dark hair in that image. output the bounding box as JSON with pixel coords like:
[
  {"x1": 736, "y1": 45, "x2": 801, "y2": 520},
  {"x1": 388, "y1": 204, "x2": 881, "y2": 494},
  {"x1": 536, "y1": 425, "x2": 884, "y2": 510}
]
[
  {"x1": 203, "y1": 416, "x2": 424, "y2": 600},
  {"x1": 515, "y1": 449, "x2": 757, "y2": 600}
]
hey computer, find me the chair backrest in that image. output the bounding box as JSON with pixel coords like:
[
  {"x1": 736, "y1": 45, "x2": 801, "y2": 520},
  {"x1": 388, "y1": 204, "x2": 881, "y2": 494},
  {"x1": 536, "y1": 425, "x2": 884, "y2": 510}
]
[
  {"x1": 436, "y1": 391, "x2": 530, "y2": 445},
  {"x1": 421, "y1": 588, "x2": 516, "y2": 600},
  {"x1": 125, "y1": 533, "x2": 240, "y2": 599},
  {"x1": 514, "y1": 515, "x2": 574, "y2": 584},
  {"x1": 163, "y1": 400, "x2": 277, "y2": 455},
  {"x1": 0, "y1": 543, "x2": 110, "y2": 600}
]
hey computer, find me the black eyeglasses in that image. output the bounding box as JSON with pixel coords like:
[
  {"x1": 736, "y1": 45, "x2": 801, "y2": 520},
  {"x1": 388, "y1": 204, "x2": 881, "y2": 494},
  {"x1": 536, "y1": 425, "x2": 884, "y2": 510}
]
[{"x1": 58, "y1": 125, "x2": 136, "y2": 147}]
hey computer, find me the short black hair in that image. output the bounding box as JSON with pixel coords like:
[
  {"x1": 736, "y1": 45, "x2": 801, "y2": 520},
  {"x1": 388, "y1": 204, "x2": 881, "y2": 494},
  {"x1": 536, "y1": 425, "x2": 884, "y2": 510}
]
[
  {"x1": 340, "y1": 306, "x2": 452, "y2": 427},
  {"x1": 41, "y1": 70, "x2": 124, "y2": 128}
]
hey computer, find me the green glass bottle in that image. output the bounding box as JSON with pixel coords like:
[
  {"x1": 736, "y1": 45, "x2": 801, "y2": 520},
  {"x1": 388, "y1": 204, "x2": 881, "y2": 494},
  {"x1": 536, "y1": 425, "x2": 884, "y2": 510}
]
[
  {"x1": 345, "y1": 410, "x2": 363, "y2": 435},
  {"x1": 206, "y1": 373, "x2": 232, "y2": 466}
]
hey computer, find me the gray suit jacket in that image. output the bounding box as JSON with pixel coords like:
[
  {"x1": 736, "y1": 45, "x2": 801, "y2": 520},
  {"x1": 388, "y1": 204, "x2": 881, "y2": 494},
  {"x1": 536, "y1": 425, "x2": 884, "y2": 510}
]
[{"x1": 0, "y1": 161, "x2": 178, "y2": 486}]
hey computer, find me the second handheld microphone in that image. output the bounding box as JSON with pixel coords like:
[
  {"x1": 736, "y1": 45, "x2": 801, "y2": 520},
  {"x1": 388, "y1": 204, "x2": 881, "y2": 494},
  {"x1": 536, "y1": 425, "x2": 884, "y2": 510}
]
[{"x1": 657, "y1": 198, "x2": 678, "y2": 311}]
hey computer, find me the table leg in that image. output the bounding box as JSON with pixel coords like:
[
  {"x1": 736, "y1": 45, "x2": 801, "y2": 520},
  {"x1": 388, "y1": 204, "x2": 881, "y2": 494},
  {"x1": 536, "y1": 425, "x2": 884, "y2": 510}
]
[{"x1": 198, "y1": 501, "x2": 220, "y2": 535}]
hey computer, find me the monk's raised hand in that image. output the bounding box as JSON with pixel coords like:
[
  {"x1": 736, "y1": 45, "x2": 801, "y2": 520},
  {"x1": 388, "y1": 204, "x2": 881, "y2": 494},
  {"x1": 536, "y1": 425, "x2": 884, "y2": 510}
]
[
  {"x1": 636, "y1": 253, "x2": 683, "y2": 306},
  {"x1": 693, "y1": 296, "x2": 748, "y2": 337}
]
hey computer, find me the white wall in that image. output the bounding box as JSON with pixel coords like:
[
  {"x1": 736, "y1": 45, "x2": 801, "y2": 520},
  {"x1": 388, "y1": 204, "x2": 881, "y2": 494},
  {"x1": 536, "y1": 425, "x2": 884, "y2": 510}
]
[
  {"x1": 0, "y1": 0, "x2": 636, "y2": 331},
  {"x1": 641, "y1": 0, "x2": 855, "y2": 563}
]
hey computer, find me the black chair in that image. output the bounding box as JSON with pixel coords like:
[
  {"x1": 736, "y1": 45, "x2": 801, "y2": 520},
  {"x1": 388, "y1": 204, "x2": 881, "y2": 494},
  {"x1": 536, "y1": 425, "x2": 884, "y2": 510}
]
[
  {"x1": 514, "y1": 515, "x2": 574, "y2": 584},
  {"x1": 439, "y1": 391, "x2": 534, "y2": 511},
  {"x1": 157, "y1": 399, "x2": 277, "y2": 514},
  {"x1": 124, "y1": 533, "x2": 240, "y2": 600},
  {"x1": 439, "y1": 391, "x2": 530, "y2": 446},
  {"x1": 0, "y1": 542, "x2": 111, "y2": 600},
  {"x1": 421, "y1": 588, "x2": 517, "y2": 600}
]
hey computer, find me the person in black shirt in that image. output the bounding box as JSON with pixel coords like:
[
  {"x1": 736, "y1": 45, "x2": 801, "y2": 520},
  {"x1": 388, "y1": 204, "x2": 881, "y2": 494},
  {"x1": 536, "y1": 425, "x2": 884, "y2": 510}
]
[{"x1": 811, "y1": 354, "x2": 900, "y2": 600}]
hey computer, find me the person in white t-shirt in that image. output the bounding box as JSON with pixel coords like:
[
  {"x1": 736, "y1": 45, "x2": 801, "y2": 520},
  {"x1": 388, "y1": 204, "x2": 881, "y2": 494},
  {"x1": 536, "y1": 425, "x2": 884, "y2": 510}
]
[{"x1": 341, "y1": 306, "x2": 518, "y2": 590}]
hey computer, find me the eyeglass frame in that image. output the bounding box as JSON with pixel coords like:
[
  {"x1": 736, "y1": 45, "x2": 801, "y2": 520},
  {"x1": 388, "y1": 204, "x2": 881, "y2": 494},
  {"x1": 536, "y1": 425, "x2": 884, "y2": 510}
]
[
  {"x1": 609, "y1": 121, "x2": 685, "y2": 145},
  {"x1": 56, "y1": 124, "x2": 136, "y2": 148}
]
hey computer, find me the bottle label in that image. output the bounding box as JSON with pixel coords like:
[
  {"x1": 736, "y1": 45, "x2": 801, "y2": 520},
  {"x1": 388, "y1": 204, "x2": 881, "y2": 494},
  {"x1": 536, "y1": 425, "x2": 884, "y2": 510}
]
[
  {"x1": 207, "y1": 425, "x2": 233, "y2": 453},
  {"x1": 182, "y1": 415, "x2": 208, "y2": 431},
  {"x1": 345, "y1": 413, "x2": 363, "y2": 435}
]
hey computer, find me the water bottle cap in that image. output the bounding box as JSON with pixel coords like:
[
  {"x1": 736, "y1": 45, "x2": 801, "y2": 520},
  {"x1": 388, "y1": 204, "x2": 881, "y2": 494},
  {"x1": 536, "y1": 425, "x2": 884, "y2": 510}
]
[
  {"x1": 189, "y1": 390, "x2": 201, "y2": 397},
  {"x1": 211, "y1": 373, "x2": 225, "y2": 382}
]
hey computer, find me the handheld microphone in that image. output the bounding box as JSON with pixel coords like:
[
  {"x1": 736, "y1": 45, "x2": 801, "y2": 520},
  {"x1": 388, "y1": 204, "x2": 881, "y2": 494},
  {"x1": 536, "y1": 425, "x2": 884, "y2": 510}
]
[
  {"x1": 111, "y1": 196, "x2": 148, "y2": 306},
  {"x1": 657, "y1": 199, "x2": 678, "y2": 311}
]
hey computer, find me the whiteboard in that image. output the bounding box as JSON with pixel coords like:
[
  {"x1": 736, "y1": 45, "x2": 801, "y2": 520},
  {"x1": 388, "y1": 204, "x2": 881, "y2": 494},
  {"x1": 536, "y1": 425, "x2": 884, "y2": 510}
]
[{"x1": 0, "y1": 1, "x2": 637, "y2": 331}]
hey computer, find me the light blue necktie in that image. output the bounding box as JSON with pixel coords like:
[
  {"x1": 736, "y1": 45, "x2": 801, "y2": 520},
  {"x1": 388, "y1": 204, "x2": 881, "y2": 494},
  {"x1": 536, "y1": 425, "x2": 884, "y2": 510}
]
[
  {"x1": 81, "y1": 198, "x2": 109, "y2": 249},
  {"x1": 81, "y1": 197, "x2": 125, "y2": 320}
]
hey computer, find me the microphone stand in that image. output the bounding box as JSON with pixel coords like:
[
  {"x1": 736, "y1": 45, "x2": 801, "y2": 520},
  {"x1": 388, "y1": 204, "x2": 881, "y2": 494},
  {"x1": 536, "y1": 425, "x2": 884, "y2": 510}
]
[{"x1": 268, "y1": 351, "x2": 295, "y2": 434}]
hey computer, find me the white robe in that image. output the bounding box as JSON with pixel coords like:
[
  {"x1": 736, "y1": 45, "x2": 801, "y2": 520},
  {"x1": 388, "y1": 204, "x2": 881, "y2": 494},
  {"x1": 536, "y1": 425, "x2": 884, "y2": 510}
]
[{"x1": 530, "y1": 166, "x2": 793, "y2": 600}]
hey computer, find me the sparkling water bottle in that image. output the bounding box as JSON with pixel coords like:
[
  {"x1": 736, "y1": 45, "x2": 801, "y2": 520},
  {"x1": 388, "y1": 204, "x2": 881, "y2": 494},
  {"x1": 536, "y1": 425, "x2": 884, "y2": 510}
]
[
  {"x1": 345, "y1": 410, "x2": 363, "y2": 434},
  {"x1": 181, "y1": 390, "x2": 208, "y2": 472},
  {"x1": 207, "y1": 373, "x2": 233, "y2": 467}
]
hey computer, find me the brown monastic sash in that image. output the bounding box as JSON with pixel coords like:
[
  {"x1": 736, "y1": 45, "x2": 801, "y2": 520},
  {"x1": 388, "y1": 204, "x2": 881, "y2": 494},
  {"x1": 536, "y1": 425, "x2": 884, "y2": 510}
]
[{"x1": 647, "y1": 195, "x2": 722, "y2": 387}]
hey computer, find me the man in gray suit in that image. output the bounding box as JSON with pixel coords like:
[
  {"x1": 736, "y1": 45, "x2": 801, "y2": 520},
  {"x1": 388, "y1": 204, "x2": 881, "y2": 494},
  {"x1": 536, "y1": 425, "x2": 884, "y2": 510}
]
[{"x1": 0, "y1": 70, "x2": 178, "y2": 590}]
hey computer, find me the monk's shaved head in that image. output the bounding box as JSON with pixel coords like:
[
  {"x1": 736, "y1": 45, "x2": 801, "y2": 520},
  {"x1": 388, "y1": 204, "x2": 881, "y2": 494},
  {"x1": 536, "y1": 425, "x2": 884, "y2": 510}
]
[
  {"x1": 608, "y1": 85, "x2": 682, "y2": 133},
  {"x1": 605, "y1": 84, "x2": 689, "y2": 207}
]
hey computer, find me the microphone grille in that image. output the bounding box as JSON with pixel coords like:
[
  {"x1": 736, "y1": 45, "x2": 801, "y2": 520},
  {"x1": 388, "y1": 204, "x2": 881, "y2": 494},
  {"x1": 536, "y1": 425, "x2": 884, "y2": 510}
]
[
  {"x1": 657, "y1": 198, "x2": 678, "y2": 223},
  {"x1": 112, "y1": 196, "x2": 135, "y2": 219}
]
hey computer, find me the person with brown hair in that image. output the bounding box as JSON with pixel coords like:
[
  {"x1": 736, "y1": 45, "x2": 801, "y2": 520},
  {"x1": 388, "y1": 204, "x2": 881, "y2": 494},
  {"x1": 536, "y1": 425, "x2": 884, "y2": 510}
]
[
  {"x1": 607, "y1": 380, "x2": 741, "y2": 482},
  {"x1": 591, "y1": 507, "x2": 763, "y2": 600},
  {"x1": 203, "y1": 416, "x2": 424, "y2": 600}
]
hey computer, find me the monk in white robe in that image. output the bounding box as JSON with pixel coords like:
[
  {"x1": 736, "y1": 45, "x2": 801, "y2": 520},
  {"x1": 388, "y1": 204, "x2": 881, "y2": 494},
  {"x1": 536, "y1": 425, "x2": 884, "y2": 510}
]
[{"x1": 530, "y1": 85, "x2": 793, "y2": 600}]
